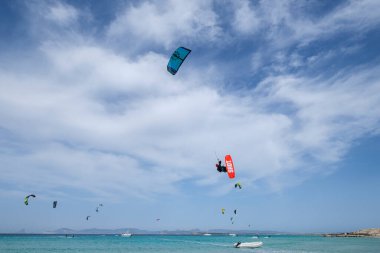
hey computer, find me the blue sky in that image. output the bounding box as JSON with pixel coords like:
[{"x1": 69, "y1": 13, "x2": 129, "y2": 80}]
[{"x1": 0, "y1": 0, "x2": 380, "y2": 233}]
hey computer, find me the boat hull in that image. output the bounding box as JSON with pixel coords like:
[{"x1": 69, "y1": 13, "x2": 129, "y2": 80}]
[{"x1": 234, "y1": 241, "x2": 263, "y2": 248}]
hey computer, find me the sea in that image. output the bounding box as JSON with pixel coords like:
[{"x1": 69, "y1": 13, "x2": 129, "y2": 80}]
[{"x1": 1, "y1": 234, "x2": 380, "y2": 253}]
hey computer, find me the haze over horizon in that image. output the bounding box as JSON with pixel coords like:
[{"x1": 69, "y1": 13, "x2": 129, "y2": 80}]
[{"x1": 1, "y1": 0, "x2": 380, "y2": 234}]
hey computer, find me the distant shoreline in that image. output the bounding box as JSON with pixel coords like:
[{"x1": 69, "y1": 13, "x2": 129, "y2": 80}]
[
  {"x1": 2, "y1": 228, "x2": 379, "y2": 237},
  {"x1": 0, "y1": 228, "x2": 285, "y2": 236},
  {"x1": 323, "y1": 228, "x2": 380, "y2": 238},
  {"x1": 0, "y1": 233, "x2": 277, "y2": 236}
]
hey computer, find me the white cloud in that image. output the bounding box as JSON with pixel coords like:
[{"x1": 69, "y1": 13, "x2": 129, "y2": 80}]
[
  {"x1": 238, "y1": 0, "x2": 380, "y2": 79},
  {"x1": 290, "y1": 0, "x2": 380, "y2": 47},
  {"x1": 26, "y1": 0, "x2": 80, "y2": 27},
  {"x1": 256, "y1": 67, "x2": 380, "y2": 164},
  {"x1": 232, "y1": 0, "x2": 380, "y2": 47},
  {"x1": 107, "y1": 0, "x2": 222, "y2": 48},
  {"x1": 232, "y1": 0, "x2": 260, "y2": 34},
  {"x1": 45, "y1": 2, "x2": 79, "y2": 25}
]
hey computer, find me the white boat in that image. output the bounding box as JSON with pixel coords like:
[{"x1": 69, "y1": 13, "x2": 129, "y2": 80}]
[
  {"x1": 234, "y1": 241, "x2": 263, "y2": 248},
  {"x1": 229, "y1": 233, "x2": 237, "y2": 236},
  {"x1": 203, "y1": 233, "x2": 212, "y2": 236},
  {"x1": 121, "y1": 232, "x2": 132, "y2": 237}
]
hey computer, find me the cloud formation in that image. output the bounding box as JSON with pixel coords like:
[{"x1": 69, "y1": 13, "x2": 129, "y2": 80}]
[
  {"x1": 0, "y1": 0, "x2": 380, "y2": 201},
  {"x1": 231, "y1": 0, "x2": 380, "y2": 45},
  {"x1": 107, "y1": 0, "x2": 222, "y2": 49}
]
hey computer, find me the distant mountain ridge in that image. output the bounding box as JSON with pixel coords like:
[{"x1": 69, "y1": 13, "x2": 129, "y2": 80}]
[
  {"x1": 323, "y1": 228, "x2": 380, "y2": 237},
  {"x1": 41, "y1": 227, "x2": 283, "y2": 235},
  {"x1": 5, "y1": 228, "x2": 379, "y2": 236}
]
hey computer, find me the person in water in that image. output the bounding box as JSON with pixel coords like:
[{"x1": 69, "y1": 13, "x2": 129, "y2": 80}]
[{"x1": 216, "y1": 160, "x2": 227, "y2": 173}]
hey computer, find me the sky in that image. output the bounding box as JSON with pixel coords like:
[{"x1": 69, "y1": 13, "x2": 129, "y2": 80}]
[{"x1": 0, "y1": 0, "x2": 380, "y2": 234}]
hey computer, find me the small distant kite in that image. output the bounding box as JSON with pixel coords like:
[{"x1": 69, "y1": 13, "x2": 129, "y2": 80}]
[
  {"x1": 156, "y1": 218, "x2": 160, "y2": 222},
  {"x1": 167, "y1": 47, "x2": 191, "y2": 75},
  {"x1": 234, "y1": 183, "x2": 242, "y2": 189},
  {"x1": 24, "y1": 194, "x2": 36, "y2": 205},
  {"x1": 221, "y1": 208, "x2": 225, "y2": 215},
  {"x1": 53, "y1": 201, "x2": 58, "y2": 208},
  {"x1": 86, "y1": 216, "x2": 91, "y2": 220},
  {"x1": 96, "y1": 204, "x2": 103, "y2": 212}
]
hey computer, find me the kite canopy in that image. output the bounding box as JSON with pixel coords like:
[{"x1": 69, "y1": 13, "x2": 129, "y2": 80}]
[
  {"x1": 53, "y1": 201, "x2": 57, "y2": 208},
  {"x1": 167, "y1": 47, "x2": 191, "y2": 75},
  {"x1": 24, "y1": 194, "x2": 36, "y2": 205},
  {"x1": 234, "y1": 182, "x2": 242, "y2": 189},
  {"x1": 221, "y1": 208, "x2": 225, "y2": 214},
  {"x1": 86, "y1": 216, "x2": 90, "y2": 220}
]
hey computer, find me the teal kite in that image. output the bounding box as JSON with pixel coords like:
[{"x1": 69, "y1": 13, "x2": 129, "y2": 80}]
[{"x1": 167, "y1": 47, "x2": 191, "y2": 75}]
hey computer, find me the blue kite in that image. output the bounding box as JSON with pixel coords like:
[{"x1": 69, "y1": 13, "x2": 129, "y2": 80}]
[{"x1": 167, "y1": 47, "x2": 191, "y2": 75}]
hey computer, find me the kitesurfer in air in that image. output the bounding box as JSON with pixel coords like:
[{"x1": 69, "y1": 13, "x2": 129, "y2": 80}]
[{"x1": 216, "y1": 160, "x2": 227, "y2": 173}]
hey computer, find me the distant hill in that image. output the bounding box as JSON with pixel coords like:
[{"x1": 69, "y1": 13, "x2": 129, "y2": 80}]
[
  {"x1": 49, "y1": 228, "x2": 78, "y2": 234},
  {"x1": 323, "y1": 228, "x2": 380, "y2": 237},
  {"x1": 49, "y1": 227, "x2": 151, "y2": 234},
  {"x1": 45, "y1": 227, "x2": 284, "y2": 235}
]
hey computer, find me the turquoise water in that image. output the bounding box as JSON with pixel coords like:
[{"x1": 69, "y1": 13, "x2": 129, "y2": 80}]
[{"x1": 1, "y1": 234, "x2": 380, "y2": 253}]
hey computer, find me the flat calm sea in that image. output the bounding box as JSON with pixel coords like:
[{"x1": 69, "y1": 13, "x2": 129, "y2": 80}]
[{"x1": 1, "y1": 234, "x2": 380, "y2": 253}]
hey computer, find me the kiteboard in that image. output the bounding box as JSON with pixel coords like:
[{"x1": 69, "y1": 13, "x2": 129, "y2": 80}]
[{"x1": 225, "y1": 154, "x2": 235, "y2": 179}]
